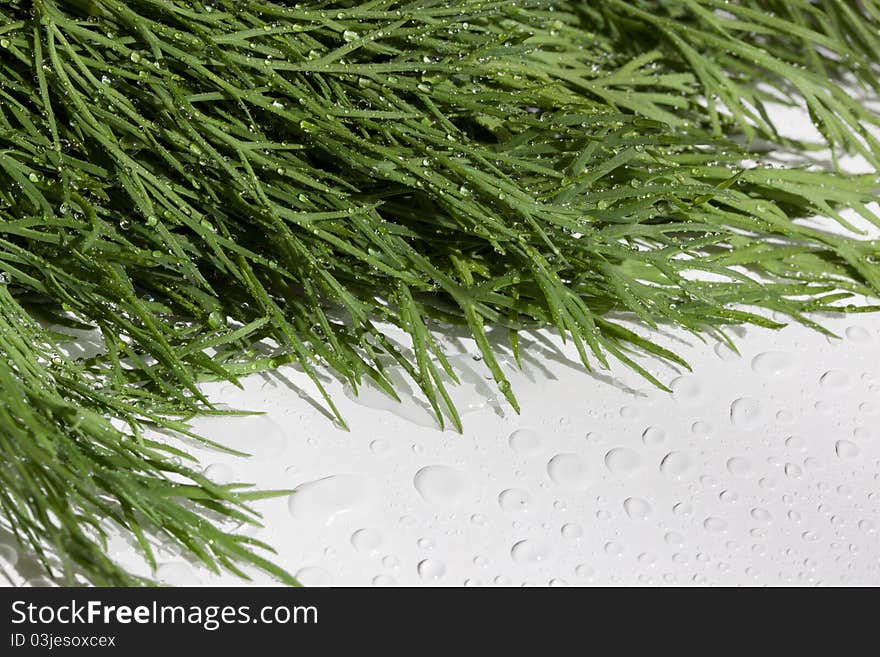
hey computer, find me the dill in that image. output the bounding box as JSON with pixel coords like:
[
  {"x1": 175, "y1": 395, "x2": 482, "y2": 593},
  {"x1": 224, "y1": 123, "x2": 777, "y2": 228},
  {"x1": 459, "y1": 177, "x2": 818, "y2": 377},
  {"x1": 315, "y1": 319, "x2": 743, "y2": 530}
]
[{"x1": 0, "y1": 0, "x2": 878, "y2": 584}]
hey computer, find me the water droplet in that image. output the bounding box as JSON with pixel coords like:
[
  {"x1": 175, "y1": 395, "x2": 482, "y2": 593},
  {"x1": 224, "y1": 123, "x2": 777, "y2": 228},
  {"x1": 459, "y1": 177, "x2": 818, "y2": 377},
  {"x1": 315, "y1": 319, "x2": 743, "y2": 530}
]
[
  {"x1": 417, "y1": 537, "x2": 435, "y2": 550},
  {"x1": 604, "y1": 447, "x2": 643, "y2": 477},
  {"x1": 623, "y1": 497, "x2": 652, "y2": 519},
  {"x1": 369, "y1": 439, "x2": 389, "y2": 455},
  {"x1": 671, "y1": 376, "x2": 704, "y2": 405},
  {"x1": 785, "y1": 435, "x2": 806, "y2": 450},
  {"x1": 288, "y1": 474, "x2": 371, "y2": 526},
  {"x1": 574, "y1": 564, "x2": 594, "y2": 579},
  {"x1": 730, "y1": 397, "x2": 764, "y2": 429},
  {"x1": 511, "y1": 539, "x2": 551, "y2": 564},
  {"x1": 499, "y1": 488, "x2": 533, "y2": 513},
  {"x1": 835, "y1": 440, "x2": 860, "y2": 459},
  {"x1": 547, "y1": 453, "x2": 593, "y2": 488},
  {"x1": 691, "y1": 421, "x2": 713, "y2": 439},
  {"x1": 351, "y1": 528, "x2": 383, "y2": 554},
  {"x1": 372, "y1": 574, "x2": 397, "y2": 586},
  {"x1": 727, "y1": 456, "x2": 752, "y2": 477},
  {"x1": 660, "y1": 451, "x2": 694, "y2": 479},
  {"x1": 413, "y1": 465, "x2": 468, "y2": 507},
  {"x1": 417, "y1": 559, "x2": 446, "y2": 581},
  {"x1": 295, "y1": 566, "x2": 333, "y2": 586},
  {"x1": 561, "y1": 523, "x2": 584, "y2": 540},
  {"x1": 508, "y1": 428, "x2": 542, "y2": 455},
  {"x1": 751, "y1": 507, "x2": 772, "y2": 523},
  {"x1": 820, "y1": 370, "x2": 850, "y2": 391},
  {"x1": 751, "y1": 351, "x2": 796, "y2": 377},
  {"x1": 642, "y1": 426, "x2": 666, "y2": 447},
  {"x1": 604, "y1": 541, "x2": 624, "y2": 556},
  {"x1": 704, "y1": 517, "x2": 728, "y2": 533},
  {"x1": 845, "y1": 326, "x2": 871, "y2": 343},
  {"x1": 784, "y1": 463, "x2": 803, "y2": 478}
]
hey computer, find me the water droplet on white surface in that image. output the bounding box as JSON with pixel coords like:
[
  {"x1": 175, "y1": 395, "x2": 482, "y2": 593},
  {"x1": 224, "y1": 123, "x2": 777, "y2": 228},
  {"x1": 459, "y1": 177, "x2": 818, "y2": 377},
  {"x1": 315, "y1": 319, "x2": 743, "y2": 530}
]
[
  {"x1": 369, "y1": 439, "x2": 389, "y2": 455},
  {"x1": 726, "y1": 456, "x2": 752, "y2": 477},
  {"x1": 820, "y1": 370, "x2": 850, "y2": 391},
  {"x1": 784, "y1": 463, "x2": 803, "y2": 479},
  {"x1": 691, "y1": 421, "x2": 713, "y2": 439},
  {"x1": 604, "y1": 447, "x2": 642, "y2": 477},
  {"x1": 372, "y1": 574, "x2": 397, "y2": 586},
  {"x1": 623, "y1": 497, "x2": 652, "y2": 519},
  {"x1": 660, "y1": 451, "x2": 694, "y2": 479},
  {"x1": 499, "y1": 488, "x2": 533, "y2": 513},
  {"x1": 508, "y1": 429, "x2": 542, "y2": 455},
  {"x1": 574, "y1": 564, "x2": 594, "y2": 579},
  {"x1": 417, "y1": 559, "x2": 446, "y2": 581},
  {"x1": 559, "y1": 522, "x2": 583, "y2": 540},
  {"x1": 642, "y1": 426, "x2": 666, "y2": 447},
  {"x1": 835, "y1": 440, "x2": 860, "y2": 459},
  {"x1": 604, "y1": 541, "x2": 624, "y2": 556},
  {"x1": 295, "y1": 566, "x2": 333, "y2": 586},
  {"x1": 417, "y1": 537, "x2": 435, "y2": 550},
  {"x1": 751, "y1": 351, "x2": 796, "y2": 377},
  {"x1": 351, "y1": 528, "x2": 383, "y2": 554},
  {"x1": 785, "y1": 435, "x2": 806, "y2": 450},
  {"x1": 547, "y1": 453, "x2": 593, "y2": 488},
  {"x1": 511, "y1": 540, "x2": 551, "y2": 564},
  {"x1": 704, "y1": 517, "x2": 728, "y2": 533},
  {"x1": 414, "y1": 465, "x2": 467, "y2": 507},
  {"x1": 730, "y1": 397, "x2": 764, "y2": 429},
  {"x1": 751, "y1": 508, "x2": 772, "y2": 523},
  {"x1": 671, "y1": 376, "x2": 704, "y2": 405},
  {"x1": 845, "y1": 326, "x2": 871, "y2": 343},
  {"x1": 288, "y1": 474, "x2": 371, "y2": 526}
]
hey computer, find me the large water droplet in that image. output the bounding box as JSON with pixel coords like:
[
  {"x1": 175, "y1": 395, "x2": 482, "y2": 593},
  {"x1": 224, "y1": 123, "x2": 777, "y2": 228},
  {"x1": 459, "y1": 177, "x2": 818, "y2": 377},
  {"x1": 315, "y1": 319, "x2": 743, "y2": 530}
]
[
  {"x1": 413, "y1": 465, "x2": 468, "y2": 507},
  {"x1": 508, "y1": 428, "x2": 542, "y2": 455},
  {"x1": 351, "y1": 528, "x2": 384, "y2": 554},
  {"x1": 498, "y1": 488, "x2": 533, "y2": 513},
  {"x1": 418, "y1": 559, "x2": 446, "y2": 581},
  {"x1": 671, "y1": 376, "x2": 704, "y2": 405},
  {"x1": 547, "y1": 453, "x2": 593, "y2": 488},
  {"x1": 820, "y1": 370, "x2": 851, "y2": 392},
  {"x1": 623, "y1": 497, "x2": 652, "y2": 519},
  {"x1": 642, "y1": 426, "x2": 666, "y2": 447},
  {"x1": 835, "y1": 440, "x2": 860, "y2": 459},
  {"x1": 845, "y1": 326, "x2": 871, "y2": 343},
  {"x1": 604, "y1": 447, "x2": 643, "y2": 477},
  {"x1": 726, "y1": 456, "x2": 752, "y2": 477},
  {"x1": 751, "y1": 351, "x2": 796, "y2": 377},
  {"x1": 730, "y1": 397, "x2": 764, "y2": 430},
  {"x1": 288, "y1": 474, "x2": 371, "y2": 525},
  {"x1": 660, "y1": 451, "x2": 694, "y2": 479},
  {"x1": 511, "y1": 539, "x2": 552, "y2": 564},
  {"x1": 295, "y1": 566, "x2": 333, "y2": 586}
]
